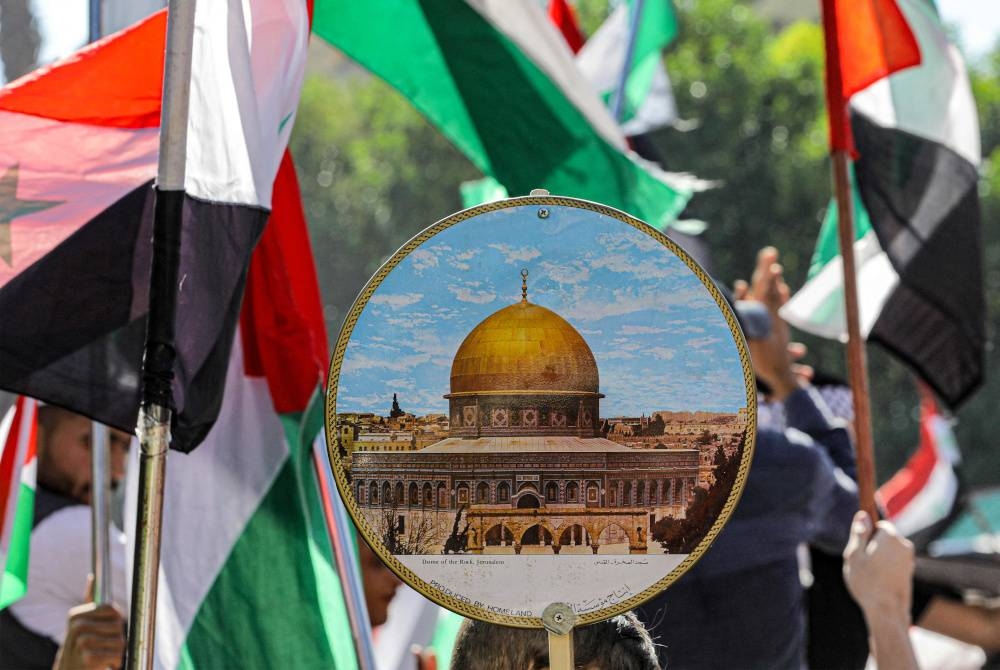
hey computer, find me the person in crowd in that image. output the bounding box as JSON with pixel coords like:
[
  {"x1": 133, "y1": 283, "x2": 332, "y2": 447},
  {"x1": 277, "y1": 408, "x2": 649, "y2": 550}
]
[
  {"x1": 449, "y1": 611, "x2": 659, "y2": 670},
  {"x1": 359, "y1": 535, "x2": 403, "y2": 628},
  {"x1": 843, "y1": 510, "x2": 919, "y2": 670},
  {"x1": 636, "y1": 247, "x2": 859, "y2": 669},
  {"x1": 0, "y1": 406, "x2": 130, "y2": 670}
]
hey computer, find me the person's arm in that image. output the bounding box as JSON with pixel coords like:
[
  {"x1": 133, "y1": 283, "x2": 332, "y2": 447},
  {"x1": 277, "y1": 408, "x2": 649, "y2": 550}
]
[
  {"x1": 843, "y1": 512, "x2": 919, "y2": 670},
  {"x1": 739, "y1": 247, "x2": 857, "y2": 478}
]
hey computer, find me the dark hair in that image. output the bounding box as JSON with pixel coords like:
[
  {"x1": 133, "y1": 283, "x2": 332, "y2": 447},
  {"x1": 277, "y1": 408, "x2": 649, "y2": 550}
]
[{"x1": 449, "y1": 611, "x2": 660, "y2": 670}]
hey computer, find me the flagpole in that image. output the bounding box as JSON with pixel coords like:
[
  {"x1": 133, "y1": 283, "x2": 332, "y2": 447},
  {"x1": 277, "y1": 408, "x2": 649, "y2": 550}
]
[
  {"x1": 831, "y1": 151, "x2": 878, "y2": 521},
  {"x1": 88, "y1": 0, "x2": 101, "y2": 44},
  {"x1": 86, "y1": 5, "x2": 114, "y2": 609},
  {"x1": 90, "y1": 421, "x2": 113, "y2": 605},
  {"x1": 820, "y1": 0, "x2": 878, "y2": 521},
  {"x1": 126, "y1": 0, "x2": 197, "y2": 667},
  {"x1": 611, "y1": 0, "x2": 645, "y2": 122},
  {"x1": 311, "y1": 441, "x2": 378, "y2": 670}
]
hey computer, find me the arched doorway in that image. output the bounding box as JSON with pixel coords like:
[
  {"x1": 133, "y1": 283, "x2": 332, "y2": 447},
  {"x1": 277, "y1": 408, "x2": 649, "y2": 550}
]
[
  {"x1": 476, "y1": 481, "x2": 490, "y2": 504},
  {"x1": 521, "y1": 524, "x2": 553, "y2": 546},
  {"x1": 559, "y1": 524, "x2": 587, "y2": 547},
  {"x1": 516, "y1": 493, "x2": 541, "y2": 509},
  {"x1": 485, "y1": 524, "x2": 515, "y2": 546}
]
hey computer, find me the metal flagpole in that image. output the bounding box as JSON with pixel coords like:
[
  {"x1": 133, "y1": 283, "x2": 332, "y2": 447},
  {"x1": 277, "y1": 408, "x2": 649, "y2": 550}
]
[
  {"x1": 610, "y1": 0, "x2": 645, "y2": 123},
  {"x1": 89, "y1": 0, "x2": 101, "y2": 44},
  {"x1": 820, "y1": 0, "x2": 878, "y2": 521},
  {"x1": 126, "y1": 0, "x2": 197, "y2": 667},
  {"x1": 88, "y1": 0, "x2": 113, "y2": 610},
  {"x1": 311, "y1": 439, "x2": 378, "y2": 670},
  {"x1": 91, "y1": 422, "x2": 113, "y2": 605}
]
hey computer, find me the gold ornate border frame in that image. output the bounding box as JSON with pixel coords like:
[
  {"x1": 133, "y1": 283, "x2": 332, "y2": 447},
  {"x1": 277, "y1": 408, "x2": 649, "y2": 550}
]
[{"x1": 324, "y1": 195, "x2": 758, "y2": 628}]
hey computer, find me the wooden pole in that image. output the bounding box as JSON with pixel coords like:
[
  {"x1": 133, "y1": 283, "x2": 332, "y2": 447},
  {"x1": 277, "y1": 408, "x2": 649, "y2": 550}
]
[
  {"x1": 547, "y1": 630, "x2": 575, "y2": 670},
  {"x1": 542, "y1": 603, "x2": 576, "y2": 670},
  {"x1": 831, "y1": 150, "x2": 878, "y2": 521}
]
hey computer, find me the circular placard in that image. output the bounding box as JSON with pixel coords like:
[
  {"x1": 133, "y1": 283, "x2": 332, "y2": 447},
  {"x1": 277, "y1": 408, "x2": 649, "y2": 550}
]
[{"x1": 325, "y1": 195, "x2": 756, "y2": 627}]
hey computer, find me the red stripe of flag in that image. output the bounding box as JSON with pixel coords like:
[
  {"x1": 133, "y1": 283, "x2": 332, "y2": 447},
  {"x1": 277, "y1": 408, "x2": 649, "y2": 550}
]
[
  {"x1": 0, "y1": 398, "x2": 32, "y2": 540},
  {"x1": 239, "y1": 151, "x2": 329, "y2": 415},
  {"x1": 0, "y1": 10, "x2": 165, "y2": 128},
  {"x1": 548, "y1": 0, "x2": 586, "y2": 54},
  {"x1": 820, "y1": 0, "x2": 920, "y2": 152},
  {"x1": 878, "y1": 391, "x2": 940, "y2": 517}
]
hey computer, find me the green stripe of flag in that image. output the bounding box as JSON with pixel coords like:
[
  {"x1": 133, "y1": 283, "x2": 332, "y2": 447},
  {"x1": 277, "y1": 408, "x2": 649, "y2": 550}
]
[
  {"x1": 179, "y1": 408, "x2": 357, "y2": 669},
  {"x1": 314, "y1": 0, "x2": 690, "y2": 229},
  {"x1": 0, "y1": 482, "x2": 33, "y2": 608},
  {"x1": 618, "y1": 0, "x2": 679, "y2": 122}
]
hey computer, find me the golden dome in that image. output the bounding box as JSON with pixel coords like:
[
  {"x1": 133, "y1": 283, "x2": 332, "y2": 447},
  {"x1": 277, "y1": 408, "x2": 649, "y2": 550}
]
[{"x1": 449, "y1": 298, "x2": 600, "y2": 396}]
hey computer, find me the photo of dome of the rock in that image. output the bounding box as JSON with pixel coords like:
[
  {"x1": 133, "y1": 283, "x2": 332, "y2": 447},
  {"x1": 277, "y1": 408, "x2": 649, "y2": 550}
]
[{"x1": 331, "y1": 205, "x2": 753, "y2": 559}]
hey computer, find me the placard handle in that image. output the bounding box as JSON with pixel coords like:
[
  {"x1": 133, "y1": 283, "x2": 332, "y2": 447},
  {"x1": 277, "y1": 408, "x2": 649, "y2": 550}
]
[{"x1": 542, "y1": 603, "x2": 577, "y2": 670}]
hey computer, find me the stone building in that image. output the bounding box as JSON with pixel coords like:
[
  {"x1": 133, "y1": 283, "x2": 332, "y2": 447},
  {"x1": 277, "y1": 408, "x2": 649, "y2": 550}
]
[{"x1": 349, "y1": 272, "x2": 704, "y2": 555}]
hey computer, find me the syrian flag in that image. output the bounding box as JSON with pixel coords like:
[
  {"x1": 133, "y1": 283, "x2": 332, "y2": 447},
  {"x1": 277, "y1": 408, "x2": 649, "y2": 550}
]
[
  {"x1": 576, "y1": 0, "x2": 679, "y2": 136},
  {"x1": 0, "y1": 0, "x2": 309, "y2": 451},
  {"x1": 125, "y1": 153, "x2": 359, "y2": 669},
  {"x1": 0, "y1": 396, "x2": 37, "y2": 609},
  {"x1": 782, "y1": 0, "x2": 984, "y2": 408},
  {"x1": 314, "y1": 0, "x2": 692, "y2": 230},
  {"x1": 878, "y1": 385, "x2": 962, "y2": 548}
]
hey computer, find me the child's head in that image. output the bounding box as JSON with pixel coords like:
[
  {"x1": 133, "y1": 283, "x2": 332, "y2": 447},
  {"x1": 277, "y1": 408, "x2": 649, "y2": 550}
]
[{"x1": 449, "y1": 611, "x2": 660, "y2": 670}]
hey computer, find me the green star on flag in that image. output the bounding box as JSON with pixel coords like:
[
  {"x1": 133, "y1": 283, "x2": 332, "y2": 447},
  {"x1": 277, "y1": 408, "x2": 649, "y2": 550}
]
[{"x1": 0, "y1": 164, "x2": 64, "y2": 266}]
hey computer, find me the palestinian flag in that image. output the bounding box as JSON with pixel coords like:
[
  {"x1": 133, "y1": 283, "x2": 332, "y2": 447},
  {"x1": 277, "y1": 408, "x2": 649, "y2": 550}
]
[
  {"x1": 576, "y1": 0, "x2": 679, "y2": 135},
  {"x1": 0, "y1": 0, "x2": 309, "y2": 451},
  {"x1": 878, "y1": 384, "x2": 962, "y2": 549},
  {"x1": 548, "y1": 0, "x2": 585, "y2": 54},
  {"x1": 126, "y1": 154, "x2": 359, "y2": 669},
  {"x1": 782, "y1": 0, "x2": 984, "y2": 408},
  {"x1": 314, "y1": 0, "x2": 691, "y2": 229},
  {"x1": 0, "y1": 396, "x2": 37, "y2": 609}
]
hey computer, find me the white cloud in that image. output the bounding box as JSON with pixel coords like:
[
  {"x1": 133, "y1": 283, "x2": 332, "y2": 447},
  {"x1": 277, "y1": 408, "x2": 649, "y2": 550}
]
[
  {"x1": 619, "y1": 325, "x2": 669, "y2": 335},
  {"x1": 448, "y1": 248, "x2": 480, "y2": 271},
  {"x1": 488, "y1": 243, "x2": 541, "y2": 265},
  {"x1": 686, "y1": 336, "x2": 722, "y2": 349},
  {"x1": 448, "y1": 285, "x2": 497, "y2": 304},
  {"x1": 410, "y1": 248, "x2": 438, "y2": 272},
  {"x1": 341, "y1": 352, "x2": 432, "y2": 375},
  {"x1": 370, "y1": 293, "x2": 423, "y2": 309},
  {"x1": 539, "y1": 260, "x2": 590, "y2": 285},
  {"x1": 600, "y1": 350, "x2": 638, "y2": 360},
  {"x1": 561, "y1": 286, "x2": 704, "y2": 322}
]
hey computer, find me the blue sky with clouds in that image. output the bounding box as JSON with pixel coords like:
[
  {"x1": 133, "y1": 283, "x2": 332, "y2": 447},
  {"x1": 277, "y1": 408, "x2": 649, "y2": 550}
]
[{"x1": 336, "y1": 204, "x2": 749, "y2": 417}]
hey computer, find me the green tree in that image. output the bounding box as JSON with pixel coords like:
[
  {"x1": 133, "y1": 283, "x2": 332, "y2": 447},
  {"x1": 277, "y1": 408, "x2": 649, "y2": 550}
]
[{"x1": 291, "y1": 72, "x2": 477, "y2": 337}]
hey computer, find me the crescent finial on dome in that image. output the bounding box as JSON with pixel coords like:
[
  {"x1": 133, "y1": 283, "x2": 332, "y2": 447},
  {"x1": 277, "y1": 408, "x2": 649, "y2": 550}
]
[{"x1": 521, "y1": 268, "x2": 529, "y2": 302}]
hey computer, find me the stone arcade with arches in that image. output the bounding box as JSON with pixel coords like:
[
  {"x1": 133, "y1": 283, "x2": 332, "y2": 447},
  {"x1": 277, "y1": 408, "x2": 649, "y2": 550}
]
[{"x1": 351, "y1": 271, "x2": 701, "y2": 555}]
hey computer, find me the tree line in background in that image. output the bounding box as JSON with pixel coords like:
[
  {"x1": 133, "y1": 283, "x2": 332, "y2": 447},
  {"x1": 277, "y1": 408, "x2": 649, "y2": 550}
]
[{"x1": 292, "y1": 0, "x2": 1000, "y2": 486}]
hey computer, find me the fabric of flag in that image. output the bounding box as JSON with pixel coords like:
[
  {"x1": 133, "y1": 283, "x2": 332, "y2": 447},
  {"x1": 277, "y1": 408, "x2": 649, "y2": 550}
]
[
  {"x1": 0, "y1": 0, "x2": 309, "y2": 452},
  {"x1": 877, "y1": 386, "x2": 961, "y2": 548},
  {"x1": 314, "y1": 0, "x2": 690, "y2": 230},
  {"x1": 576, "y1": 0, "x2": 679, "y2": 136},
  {"x1": 125, "y1": 152, "x2": 358, "y2": 670},
  {"x1": 782, "y1": 0, "x2": 984, "y2": 408},
  {"x1": 0, "y1": 396, "x2": 37, "y2": 609},
  {"x1": 819, "y1": 0, "x2": 920, "y2": 151},
  {"x1": 547, "y1": 0, "x2": 585, "y2": 54}
]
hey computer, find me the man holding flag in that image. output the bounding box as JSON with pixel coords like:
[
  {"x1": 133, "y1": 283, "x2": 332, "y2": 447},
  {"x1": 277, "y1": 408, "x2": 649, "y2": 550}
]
[{"x1": 0, "y1": 405, "x2": 130, "y2": 669}]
